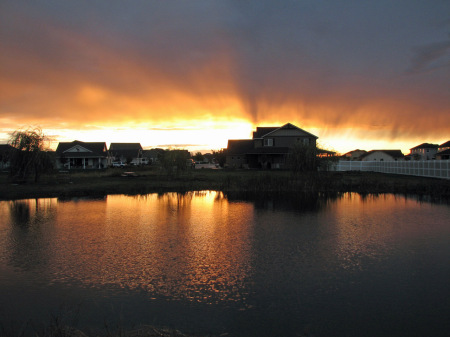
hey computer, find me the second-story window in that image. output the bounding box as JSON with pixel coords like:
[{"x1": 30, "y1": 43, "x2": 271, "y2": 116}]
[{"x1": 264, "y1": 138, "x2": 274, "y2": 147}]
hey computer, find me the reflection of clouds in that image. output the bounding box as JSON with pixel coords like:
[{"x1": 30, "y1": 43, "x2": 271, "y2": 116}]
[{"x1": 44, "y1": 192, "x2": 254, "y2": 306}]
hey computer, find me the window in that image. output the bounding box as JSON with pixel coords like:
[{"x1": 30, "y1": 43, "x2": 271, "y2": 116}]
[{"x1": 264, "y1": 138, "x2": 274, "y2": 147}]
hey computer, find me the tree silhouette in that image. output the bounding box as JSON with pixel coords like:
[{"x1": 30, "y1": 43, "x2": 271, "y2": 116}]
[{"x1": 8, "y1": 127, "x2": 52, "y2": 182}]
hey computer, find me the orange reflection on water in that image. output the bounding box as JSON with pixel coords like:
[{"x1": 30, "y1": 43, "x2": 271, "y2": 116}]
[{"x1": 39, "y1": 192, "x2": 255, "y2": 305}]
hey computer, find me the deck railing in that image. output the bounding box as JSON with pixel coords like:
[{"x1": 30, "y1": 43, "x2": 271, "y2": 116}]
[{"x1": 331, "y1": 160, "x2": 450, "y2": 179}]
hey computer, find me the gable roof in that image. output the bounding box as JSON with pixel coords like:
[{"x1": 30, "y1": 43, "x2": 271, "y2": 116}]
[
  {"x1": 343, "y1": 149, "x2": 367, "y2": 156},
  {"x1": 253, "y1": 127, "x2": 279, "y2": 139},
  {"x1": 109, "y1": 143, "x2": 143, "y2": 160},
  {"x1": 56, "y1": 141, "x2": 108, "y2": 157},
  {"x1": 437, "y1": 148, "x2": 450, "y2": 155},
  {"x1": 439, "y1": 141, "x2": 450, "y2": 148},
  {"x1": 410, "y1": 143, "x2": 439, "y2": 150},
  {"x1": 109, "y1": 143, "x2": 143, "y2": 151},
  {"x1": 360, "y1": 150, "x2": 404, "y2": 159},
  {"x1": 253, "y1": 123, "x2": 318, "y2": 139}
]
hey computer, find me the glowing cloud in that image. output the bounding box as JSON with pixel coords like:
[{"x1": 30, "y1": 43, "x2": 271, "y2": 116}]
[{"x1": 0, "y1": 1, "x2": 449, "y2": 153}]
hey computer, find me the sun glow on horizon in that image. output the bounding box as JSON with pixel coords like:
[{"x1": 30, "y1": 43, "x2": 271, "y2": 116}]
[{"x1": 33, "y1": 119, "x2": 254, "y2": 153}]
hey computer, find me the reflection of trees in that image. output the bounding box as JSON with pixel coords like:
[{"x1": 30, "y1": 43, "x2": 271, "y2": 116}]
[
  {"x1": 7, "y1": 199, "x2": 56, "y2": 271},
  {"x1": 9, "y1": 200, "x2": 31, "y2": 225},
  {"x1": 223, "y1": 191, "x2": 342, "y2": 213}
]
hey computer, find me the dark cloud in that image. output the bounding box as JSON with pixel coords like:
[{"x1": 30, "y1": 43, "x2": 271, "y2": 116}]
[{"x1": 408, "y1": 40, "x2": 450, "y2": 73}]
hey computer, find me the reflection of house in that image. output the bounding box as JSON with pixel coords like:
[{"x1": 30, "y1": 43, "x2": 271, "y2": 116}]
[
  {"x1": 409, "y1": 143, "x2": 439, "y2": 160},
  {"x1": 0, "y1": 144, "x2": 14, "y2": 169},
  {"x1": 226, "y1": 123, "x2": 318, "y2": 169},
  {"x1": 341, "y1": 149, "x2": 367, "y2": 161},
  {"x1": 360, "y1": 150, "x2": 405, "y2": 161},
  {"x1": 109, "y1": 143, "x2": 144, "y2": 165},
  {"x1": 436, "y1": 141, "x2": 450, "y2": 160},
  {"x1": 56, "y1": 141, "x2": 111, "y2": 169}
]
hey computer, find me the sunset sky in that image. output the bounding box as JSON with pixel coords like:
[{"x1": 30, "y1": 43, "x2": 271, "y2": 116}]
[{"x1": 1, "y1": 0, "x2": 449, "y2": 154}]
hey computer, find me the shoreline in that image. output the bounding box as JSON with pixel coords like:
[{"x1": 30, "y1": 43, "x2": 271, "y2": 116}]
[{"x1": 1, "y1": 168, "x2": 449, "y2": 201}]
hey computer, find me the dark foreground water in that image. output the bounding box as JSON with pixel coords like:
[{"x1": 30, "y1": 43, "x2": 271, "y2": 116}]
[{"x1": 0, "y1": 192, "x2": 449, "y2": 336}]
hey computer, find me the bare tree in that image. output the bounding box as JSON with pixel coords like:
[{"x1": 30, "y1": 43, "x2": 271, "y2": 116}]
[{"x1": 8, "y1": 127, "x2": 52, "y2": 182}]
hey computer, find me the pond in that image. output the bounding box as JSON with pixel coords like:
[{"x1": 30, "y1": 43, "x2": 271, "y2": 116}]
[{"x1": 0, "y1": 192, "x2": 449, "y2": 336}]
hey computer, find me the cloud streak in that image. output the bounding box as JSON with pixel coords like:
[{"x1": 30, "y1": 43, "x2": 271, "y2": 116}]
[{"x1": 0, "y1": 0, "x2": 449, "y2": 152}]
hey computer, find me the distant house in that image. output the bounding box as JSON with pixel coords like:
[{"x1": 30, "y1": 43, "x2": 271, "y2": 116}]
[
  {"x1": 436, "y1": 141, "x2": 450, "y2": 160},
  {"x1": 409, "y1": 143, "x2": 439, "y2": 160},
  {"x1": 360, "y1": 150, "x2": 405, "y2": 162},
  {"x1": 438, "y1": 141, "x2": 450, "y2": 152},
  {"x1": 142, "y1": 148, "x2": 165, "y2": 164},
  {"x1": 109, "y1": 143, "x2": 145, "y2": 165},
  {"x1": 226, "y1": 123, "x2": 318, "y2": 169},
  {"x1": 341, "y1": 149, "x2": 367, "y2": 161},
  {"x1": 0, "y1": 144, "x2": 14, "y2": 169},
  {"x1": 55, "y1": 141, "x2": 111, "y2": 169}
]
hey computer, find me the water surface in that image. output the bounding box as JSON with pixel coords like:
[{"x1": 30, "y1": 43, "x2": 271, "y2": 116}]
[{"x1": 0, "y1": 192, "x2": 449, "y2": 336}]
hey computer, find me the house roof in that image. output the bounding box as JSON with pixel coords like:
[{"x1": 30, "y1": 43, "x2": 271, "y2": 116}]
[
  {"x1": 253, "y1": 123, "x2": 318, "y2": 139},
  {"x1": 56, "y1": 141, "x2": 108, "y2": 157},
  {"x1": 410, "y1": 143, "x2": 439, "y2": 150},
  {"x1": 436, "y1": 149, "x2": 450, "y2": 156},
  {"x1": 142, "y1": 148, "x2": 165, "y2": 158},
  {"x1": 109, "y1": 143, "x2": 143, "y2": 160},
  {"x1": 227, "y1": 139, "x2": 254, "y2": 155},
  {"x1": 343, "y1": 149, "x2": 367, "y2": 156},
  {"x1": 253, "y1": 127, "x2": 279, "y2": 139},
  {"x1": 109, "y1": 143, "x2": 143, "y2": 151},
  {"x1": 439, "y1": 141, "x2": 450, "y2": 148},
  {"x1": 360, "y1": 150, "x2": 404, "y2": 159}
]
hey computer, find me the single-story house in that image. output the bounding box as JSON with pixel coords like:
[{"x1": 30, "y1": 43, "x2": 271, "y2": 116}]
[
  {"x1": 226, "y1": 123, "x2": 318, "y2": 169},
  {"x1": 55, "y1": 140, "x2": 112, "y2": 169},
  {"x1": 409, "y1": 143, "x2": 439, "y2": 160},
  {"x1": 341, "y1": 149, "x2": 367, "y2": 161},
  {"x1": 361, "y1": 150, "x2": 405, "y2": 162},
  {"x1": 109, "y1": 143, "x2": 146, "y2": 165}
]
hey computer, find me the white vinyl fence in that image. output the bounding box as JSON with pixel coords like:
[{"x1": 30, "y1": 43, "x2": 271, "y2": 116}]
[{"x1": 332, "y1": 160, "x2": 450, "y2": 179}]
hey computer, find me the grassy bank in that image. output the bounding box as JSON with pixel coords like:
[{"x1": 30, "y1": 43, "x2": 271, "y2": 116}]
[{"x1": 1, "y1": 167, "x2": 450, "y2": 201}]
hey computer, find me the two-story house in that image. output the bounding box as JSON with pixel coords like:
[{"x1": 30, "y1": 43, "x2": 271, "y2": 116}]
[
  {"x1": 436, "y1": 141, "x2": 450, "y2": 160},
  {"x1": 226, "y1": 123, "x2": 318, "y2": 169},
  {"x1": 409, "y1": 143, "x2": 439, "y2": 160}
]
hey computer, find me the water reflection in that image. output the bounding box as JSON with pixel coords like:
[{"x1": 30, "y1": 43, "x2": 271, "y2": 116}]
[
  {"x1": 0, "y1": 192, "x2": 449, "y2": 337},
  {"x1": 18, "y1": 192, "x2": 255, "y2": 306},
  {"x1": 4, "y1": 199, "x2": 57, "y2": 271},
  {"x1": 224, "y1": 191, "x2": 340, "y2": 212}
]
